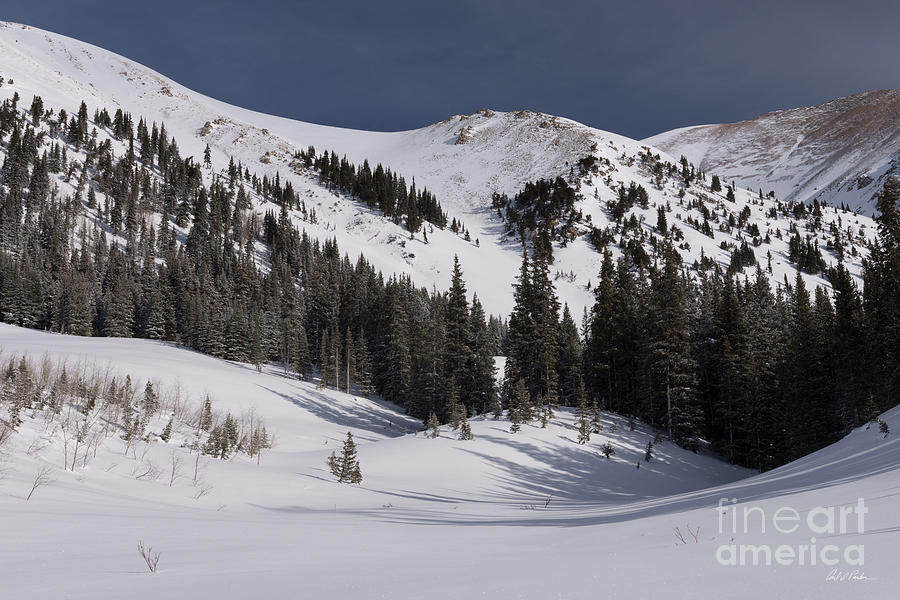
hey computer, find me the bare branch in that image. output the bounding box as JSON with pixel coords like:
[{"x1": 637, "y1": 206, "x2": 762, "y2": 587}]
[
  {"x1": 137, "y1": 541, "x2": 160, "y2": 573},
  {"x1": 26, "y1": 466, "x2": 54, "y2": 502}
]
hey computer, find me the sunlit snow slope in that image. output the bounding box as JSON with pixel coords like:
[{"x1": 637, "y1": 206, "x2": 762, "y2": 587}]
[{"x1": 0, "y1": 325, "x2": 897, "y2": 599}]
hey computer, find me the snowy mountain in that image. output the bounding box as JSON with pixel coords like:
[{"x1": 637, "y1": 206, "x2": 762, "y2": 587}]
[
  {"x1": 1, "y1": 323, "x2": 897, "y2": 599},
  {"x1": 645, "y1": 90, "x2": 900, "y2": 215},
  {"x1": 1, "y1": 20, "x2": 899, "y2": 600},
  {"x1": 0, "y1": 21, "x2": 876, "y2": 320}
]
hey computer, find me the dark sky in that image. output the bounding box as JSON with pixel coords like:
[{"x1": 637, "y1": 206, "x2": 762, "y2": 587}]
[{"x1": 5, "y1": 0, "x2": 900, "y2": 138}]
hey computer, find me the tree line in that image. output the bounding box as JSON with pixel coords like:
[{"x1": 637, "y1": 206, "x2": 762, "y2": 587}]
[
  {"x1": 500, "y1": 177, "x2": 899, "y2": 470},
  {"x1": 0, "y1": 93, "x2": 497, "y2": 424}
]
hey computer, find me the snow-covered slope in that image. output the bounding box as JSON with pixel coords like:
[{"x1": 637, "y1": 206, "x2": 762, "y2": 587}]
[
  {"x1": 0, "y1": 22, "x2": 876, "y2": 320},
  {"x1": 1, "y1": 325, "x2": 897, "y2": 599},
  {"x1": 0, "y1": 21, "x2": 614, "y2": 316},
  {"x1": 646, "y1": 90, "x2": 900, "y2": 215}
]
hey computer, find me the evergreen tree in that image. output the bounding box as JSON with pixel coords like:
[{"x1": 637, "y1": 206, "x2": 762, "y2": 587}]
[
  {"x1": 447, "y1": 378, "x2": 466, "y2": 430},
  {"x1": 427, "y1": 412, "x2": 441, "y2": 438},
  {"x1": 556, "y1": 304, "x2": 583, "y2": 406},
  {"x1": 647, "y1": 244, "x2": 700, "y2": 444},
  {"x1": 576, "y1": 399, "x2": 591, "y2": 445},
  {"x1": 142, "y1": 380, "x2": 158, "y2": 422},
  {"x1": 328, "y1": 431, "x2": 362, "y2": 484},
  {"x1": 444, "y1": 256, "x2": 471, "y2": 403},
  {"x1": 464, "y1": 295, "x2": 496, "y2": 414},
  {"x1": 458, "y1": 420, "x2": 474, "y2": 440}
]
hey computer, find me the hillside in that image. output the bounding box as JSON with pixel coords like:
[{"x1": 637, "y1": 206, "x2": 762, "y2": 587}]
[
  {"x1": 0, "y1": 21, "x2": 876, "y2": 321},
  {"x1": 0, "y1": 323, "x2": 897, "y2": 599},
  {"x1": 646, "y1": 90, "x2": 900, "y2": 215}
]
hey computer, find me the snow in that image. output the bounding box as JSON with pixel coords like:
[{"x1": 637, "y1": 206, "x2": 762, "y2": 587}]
[
  {"x1": 0, "y1": 22, "x2": 877, "y2": 322},
  {"x1": 1, "y1": 324, "x2": 898, "y2": 598},
  {"x1": 0, "y1": 25, "x2": 897, "y2": 596},
  {"x1": 645, "y1": 90, "x2": 900, "y2": 215}
]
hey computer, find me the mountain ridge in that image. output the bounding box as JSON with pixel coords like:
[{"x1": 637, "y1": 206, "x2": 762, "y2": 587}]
[{"x1": 646, "y1": 89, "x2": 900, "y2": 215}]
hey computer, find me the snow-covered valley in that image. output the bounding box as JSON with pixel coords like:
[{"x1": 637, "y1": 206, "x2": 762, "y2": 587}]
[{"x1": 0, "y1": 324, "x2": 897, "y2": 599}]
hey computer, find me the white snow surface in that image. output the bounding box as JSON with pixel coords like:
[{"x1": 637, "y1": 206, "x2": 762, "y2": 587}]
[{"x1": 1, "y1": 325, "x2": 898, "y2": 599}]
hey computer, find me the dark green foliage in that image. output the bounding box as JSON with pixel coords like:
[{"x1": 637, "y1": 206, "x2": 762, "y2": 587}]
[
  {"x1": 0, "y1": 96, "x2": 494, "y2": 430},
  {"x1": 503, "y1": 248, "x2": 560, "y2": 416},
  {"x1": 203, "y1": 413, "x2": 239, "y2": 459},
  {"x1": 576, "y1": 399, "x2": 591, "y2": 445},
  {"x1": 458, "y1": 420, "x2": 474, "y2": 440},
  {"x1": 160, "y1": 416, "x2": 173, "y2": 442},
  {"x1": 427, "y1": 412, "x2": 440, "y2": 438},
  {"x1": 296, "y1": 147, "x2": 447, "y2": 232},
  {"x1": 328, "y1": 431, "x2": 362, "y2": 484},
  {"x1": 556, "y1": 304, "x2": 583, "y2": 407},
  {"x1": 492, "y1": 177, "x2": 579, "y2": 252}
]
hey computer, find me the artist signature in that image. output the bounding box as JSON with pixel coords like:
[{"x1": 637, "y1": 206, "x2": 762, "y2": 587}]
[{"x1": 825, "y1": 568, "x2": 870, "y2": 582}]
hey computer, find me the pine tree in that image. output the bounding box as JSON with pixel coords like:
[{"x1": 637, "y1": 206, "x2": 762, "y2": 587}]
[
  {"x1": 787, "y1": 273, "x2": 838, "y2": 459},
  {"x1": 465, "y1": 294, "x2": 496, "y2": 414},
  {"x1": 427, "y1": 412, "x2": 441, "y2": 438},
  {"x1": 864, "y1": 177, "x2": 900, "y2": 412},
  {"x1": 644, "y1": 440, "x2": 654, "y2": 462},
  {"x1": 199, "y1": 396, "x2": 213, "y2": 431},
  {"x1": 539, "y1": 402, "x2": 550, "y2": 428},
  {"x1": 444, "y1": 256, "x2": 471, "y2": 404},
  {"x1": 509, "y1": 407, "x2": 521, "y2": 433},
  {"x1": 161, "y1": 416, "x2": 174, "y2": 442},
  {"x1": 328, "y1": 431, "x2": 362, "y2": 483},
  {"x1": 294, "y1": 327, "x2": 313, "y2": 379},
  {"x1": 647, "y1": 243, "x2": 701, "y2": 444},
  {"x1": 590, "y1": 399, "x2": 602, "y2": 433},
  {"x1": 142, "y1": 380, "x2": 158, "y2": 423},
  {"x1": 556, "y1": 304, "x2": 583, "y2": 406},
  {"x1": 458, "y1": 420, "x2": 474, "y2": 440},
  {"x1": 447, "y1": 378, "x2": 466, "y2": 429},
  {"x1": 354, "y1": 331, "x2": 374, "y2": 396},
  {"x1": 508, "y1": 379, "x2": 528, "y2": 433},
  {"x1": 577, "y1": 399, "x2": 591, "y2": 444}
]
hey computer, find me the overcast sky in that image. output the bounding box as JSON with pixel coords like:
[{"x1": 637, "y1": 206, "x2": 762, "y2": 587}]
[{"x1": 5, "y1": 0, "x2": 900, "y2": 138}]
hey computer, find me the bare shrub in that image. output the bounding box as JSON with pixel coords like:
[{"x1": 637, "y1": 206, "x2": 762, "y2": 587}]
[
  {"x1": 168, "y1": 451, "x2": 183, "y2": 487},
  {"x1": 133, "y1": 459, "x2": 161, "y2": 482},
  {"x1": 192, "y1": 481, "x2": 213, "y2": 499},
  {"x1": 25, "y1": 466, "x2": 53, "y2": 502},
  {"x1": 674, "y1": 524, "x2": 701, "y2": 545},
  {"x1": 137, "y1": 541, "x2": 160, "y2": 573}
]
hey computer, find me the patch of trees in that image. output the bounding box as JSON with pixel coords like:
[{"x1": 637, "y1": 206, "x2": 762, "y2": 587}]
[
  {"x1": 0, "y1": 94, "x2": 494, "y2": 428},
  {"x1": 498, "y1": 178, "x2": 899, "y2": 471},
  {"x1": 294, "y1": 146, "x2": 446, "y2": 233},
  {"x1": 492, "y1": 176, "x2": 580, "y2": 257}
]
